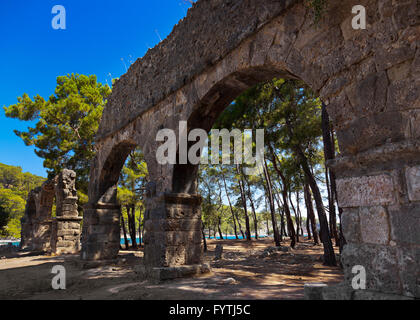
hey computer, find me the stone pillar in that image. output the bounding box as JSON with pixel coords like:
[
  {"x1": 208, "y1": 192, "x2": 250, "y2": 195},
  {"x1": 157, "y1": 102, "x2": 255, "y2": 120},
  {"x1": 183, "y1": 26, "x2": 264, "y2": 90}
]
[
  {"x1": 81, "y1": 202, "x2": 121, "y2": 261},
  {"x1": 51, "y1": 196, "x2": 82, "y2": 254},
  {"x1": 31, "y1": 182, "x2": 55, "y2": 252},
  {"x1": 328, "y1": 142, "x2": 420, "y2": 299},
  {"x1": 142, "y1": 193, "x2": 209, "y2": 280}
]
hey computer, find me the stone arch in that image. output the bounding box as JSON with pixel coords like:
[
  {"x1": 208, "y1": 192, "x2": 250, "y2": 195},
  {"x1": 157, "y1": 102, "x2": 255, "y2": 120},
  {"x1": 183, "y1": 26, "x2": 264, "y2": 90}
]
[
  {"x1": 83, "y1": 0, "x2": 420, "y2": 298},
  {"x1": 21, "y1": 170, "x2": 82, "y2": 254},
  {"x1": 96, "y1": 140, "x2": 138, "y2": 204},
  {"x1": 82, "y1": 138, "x2": 154, "y2": 260},
  {"x1": 171, "y1": 65, "x2": 296, "y2": 194}
]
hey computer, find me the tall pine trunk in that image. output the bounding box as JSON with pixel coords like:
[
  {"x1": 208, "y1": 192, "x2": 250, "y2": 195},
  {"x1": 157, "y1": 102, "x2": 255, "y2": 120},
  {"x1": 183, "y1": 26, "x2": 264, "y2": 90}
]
[
  {"x1": 236, "y1": 164, "x2": 251, "y2": 241},
  {"x1": 217, "y1": 217, "x2": 224, "y2": 240},
  {"x1": 244, "y1": 175, "x2": 259, "y2": 240},
  {"x1": 269, "y1": 146, "x2": 296, "y2": 248},
  {"x1": 289, "y1": 192, "x2": 300, "y2": 242},
  {"x1": 285, "y1": 116, "x2": 336, "y2": 265},
  {"x1": 273, "y1": 195, "x2": 284, "y2": 241},
  {"x1": 126, "y1": 205, "x2": 138, "y2": 249},
  {"x1": 222, "y1": 172, "x2": 239, "y2": 239},
  {"x1": 262, "y1": 160, "x2": 281, "y2": 247},
  {"x1": 288, "y1": 138, "x2": 336, "y2": 264},
  {"x1": 322, "y1": 103, "x2": 340, "y2": 246},
  {"x1": 304, "y1": 181, "x2": 319, "y2": 244},
  {"x1": 121, "y1": 215, "x2": 129, "y2": 250}
]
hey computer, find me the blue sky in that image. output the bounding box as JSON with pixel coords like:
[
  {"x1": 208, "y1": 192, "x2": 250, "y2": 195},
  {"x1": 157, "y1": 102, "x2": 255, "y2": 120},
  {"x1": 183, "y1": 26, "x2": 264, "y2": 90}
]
[{"x1": 0, "y1": 0, "x2": 192, "y2": 177}]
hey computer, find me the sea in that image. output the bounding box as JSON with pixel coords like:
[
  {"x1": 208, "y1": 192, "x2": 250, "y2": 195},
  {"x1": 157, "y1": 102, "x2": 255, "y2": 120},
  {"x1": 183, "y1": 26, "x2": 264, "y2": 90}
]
[{"x1": 1, "y1": 234, "x2": 270, "y2": 247}]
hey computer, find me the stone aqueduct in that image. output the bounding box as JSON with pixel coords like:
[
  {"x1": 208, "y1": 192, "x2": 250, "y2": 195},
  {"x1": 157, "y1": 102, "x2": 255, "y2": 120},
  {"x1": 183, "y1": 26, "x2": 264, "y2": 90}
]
[
  {"x1": 21, "y1": 170, "x2": 82, "y2": 254},
  {"x1": 41, "y1": 0, "x2": 417, "y2": 298}
]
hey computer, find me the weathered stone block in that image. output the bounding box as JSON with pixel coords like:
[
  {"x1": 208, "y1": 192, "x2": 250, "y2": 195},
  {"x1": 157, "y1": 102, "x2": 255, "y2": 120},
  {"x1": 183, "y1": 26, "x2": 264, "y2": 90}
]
[
  {"x1": 359, "y1": 206, "x2": 390, "y2": 245},
  {"x1": 341, "y1": 243, "x2": 402, "y2": 295},
  {"x1": 337, "y1": 175, "x2": 396, "y2": 208},
  {"x1": 336, "y1": 112, "x2": 405, "y2": 155},
  {"x1": 388, "y1": 204, "x2": 420, "y2": 245},
  {"x1": 145, "y1": 218, "x2": 202, "y2": 232},
  {"x1": 320, "y1": 283, "x2": 354, "y2": 300},
  {"x1": 387, "y1": 79, "x2": 420, "y2": 111},
  {"x1": 185, "y1": 243, "x2": 203, "y2": 265},
  {"x1": 345, "y1": 71, "x2": 388, "y2": 116},
  {"x1": 353, "y1": 290, "x2": 414, "y2": 300},
  {"x1": 164, "y1": 245, "x2": 187, "y2": 266},
  {"x1": 144, "y1": 230, "x2": 201, "y2": 245},
  {"x1": 304, "y1": 283, "x2": 327, "y2": 300},
  {"x1": 57, "y1": 230, "x2": 76, "y2": 237},
  {"x1": 341, "y1": 208, "x2": 361, "y2": 243},
  {"x1": 405, "y1": 166, "x2": 420, "y2": 201},
  {"x1": 396, "y1": 246, "x2": 419, "y2": 298},
  {"x1": 165, "y1": 204, "x2": 201, "y2": 219}
]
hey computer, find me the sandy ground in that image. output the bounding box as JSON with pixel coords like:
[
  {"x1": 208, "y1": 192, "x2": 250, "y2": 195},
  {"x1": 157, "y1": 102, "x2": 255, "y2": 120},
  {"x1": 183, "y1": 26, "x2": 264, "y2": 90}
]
[{"x1": 0, "y1": 238, "x2": 343, "y2": 300}]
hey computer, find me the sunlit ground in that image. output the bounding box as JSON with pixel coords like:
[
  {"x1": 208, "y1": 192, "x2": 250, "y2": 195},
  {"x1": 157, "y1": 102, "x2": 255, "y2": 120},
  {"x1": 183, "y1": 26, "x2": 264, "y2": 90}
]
[{"x1": 0, "y1": 238, "x2": 343, "y2": 300}]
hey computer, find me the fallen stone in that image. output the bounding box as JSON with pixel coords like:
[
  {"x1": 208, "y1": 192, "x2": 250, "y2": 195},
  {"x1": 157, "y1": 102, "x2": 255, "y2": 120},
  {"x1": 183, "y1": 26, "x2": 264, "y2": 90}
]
[
  {"x1": 214, "y1": 244, "x2": 223, "y2": 260},
  {"x1": 220, "y1": 277, "x2": 237, "y2": 285}
]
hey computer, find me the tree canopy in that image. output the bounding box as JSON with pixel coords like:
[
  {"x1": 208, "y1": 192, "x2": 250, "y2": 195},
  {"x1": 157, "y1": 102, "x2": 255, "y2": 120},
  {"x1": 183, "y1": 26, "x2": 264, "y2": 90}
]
[
  {"x1": 0, "y1": 163, "x2": 45, "y2": 238},
  {"x1": 4, "y1": 74, "x2": 111, "y2": 192}
]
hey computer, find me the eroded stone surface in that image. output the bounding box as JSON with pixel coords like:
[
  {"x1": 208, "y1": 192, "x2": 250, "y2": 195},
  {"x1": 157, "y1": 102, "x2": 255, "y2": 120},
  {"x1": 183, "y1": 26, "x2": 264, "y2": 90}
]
[
  {"x1": 80, "y1": 0, "x2": 420, "y2": 296},
  {"x1": 405, "y1": 166, "x2": 420, "y2": 201},
  {"x1": 336, "y1": 175, "x2": 396, "y2": 208},
  {"x1": 359, "y1": 206, "x2": 390, "y2": 245},
  {"x1": 21, "y1": 170, "x2": 81, "y2": 254}
]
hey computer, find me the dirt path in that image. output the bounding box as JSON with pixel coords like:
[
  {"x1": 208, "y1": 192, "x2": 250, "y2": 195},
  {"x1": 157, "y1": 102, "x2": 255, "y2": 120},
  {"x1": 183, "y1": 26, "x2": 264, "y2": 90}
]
[{"x1": 0, "y1": 238, "x2": 343, "y2": 300}]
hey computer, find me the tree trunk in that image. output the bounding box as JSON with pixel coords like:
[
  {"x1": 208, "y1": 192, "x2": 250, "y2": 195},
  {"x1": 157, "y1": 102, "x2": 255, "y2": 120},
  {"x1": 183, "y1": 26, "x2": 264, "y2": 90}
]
[
  {"x1": 306, "y1": 215, "x2": 312, "y2": 240},
  {"x1": 289, "y1": 191, "x2": 300, "y2": 243},
  {"x1": 138, "y1": 210, "x2": 143, "y2": 246},
  {"x1": 266, "y1": 218, "x2": 270, "y2": 237},
  {"x1": 269, "y1": 147, "x2": 296, "y2": 248},
  {"x1": 331, "y1": 124, "x2": 347, "y2": 253},
  {"x1": 286, "y1": 116, "x2": 336, "y2": 265},
  {"x1": 296, "y1": 190, "x2": 304, "y2": 237},
  {"x1": 262, "y1": 160, "x2": 281, "y2": 246},
  {"x1": 244, "y1": 175, "x2": 259, "y2": 240},
  {"x1": 202, "y1": 222, "x2": 207, "y2": 252},
  {"x1": 322, "y1": 103, "x2": 340, "y2": 247},
  {"x1": 121, "y1": 215, "x2": 129, "y2": 250},
  {"x1": 222, "y1": 172, "x2": 239, "y2": 239},
  {"x1": 127, "y1": 205, "x2": 138, "y2": 249},
  {"x1": 217, "y1": 217, "x2": 224, "y2": 240},
  {"x1": 236, "y1": 164, "x2": 251, "y2": 241},
  {"x1": 273, "y1": 193, "x2": 284, "y2": 241},
  {"x1": 304, "y1": 181, "x2": 319, "y2": 244}
]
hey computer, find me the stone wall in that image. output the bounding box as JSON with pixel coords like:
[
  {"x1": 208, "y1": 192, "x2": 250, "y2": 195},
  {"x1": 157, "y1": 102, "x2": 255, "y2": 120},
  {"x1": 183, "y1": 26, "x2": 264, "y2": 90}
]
[
  {"x1": 83, "y1": 0, "x2": 420, "y2": 296},
  {"x1": 21, "y1": 170, "x2": 82, "y2": 254},
  {"x1": 96, "y1": 0, "x2": 298, "y2": 140},
  {"x1": 144, "y1": 193, "x2": 203, "y2": 268}
]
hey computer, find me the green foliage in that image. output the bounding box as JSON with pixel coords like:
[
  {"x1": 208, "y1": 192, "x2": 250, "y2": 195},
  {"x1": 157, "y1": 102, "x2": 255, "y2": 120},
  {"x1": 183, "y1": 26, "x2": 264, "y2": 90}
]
[
  {"x1": 118, "y1": 148, "x2": 149, "y2": 230},
  {"x1": 199, "y1": 77, "x2": 328, "y2": 238},
  {"x1": 0, "y1": 189, "x2": 25, "y2": 238},
  {"x1": 0, "y1": 163, "x2": 45, "y2": 238},
  {"x1": 3, "y1": 74, "x2": 111, "y2": 192}
]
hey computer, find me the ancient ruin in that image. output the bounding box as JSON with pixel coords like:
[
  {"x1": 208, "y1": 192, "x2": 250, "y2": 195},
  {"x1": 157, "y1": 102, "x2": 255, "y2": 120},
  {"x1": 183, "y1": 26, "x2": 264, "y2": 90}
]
[
  {"x1": 81, "y1": 0, "x2": 419, "y2": 299},
  {"x1": 21, "y1": 169, "x2": 82, "y2": 254}
]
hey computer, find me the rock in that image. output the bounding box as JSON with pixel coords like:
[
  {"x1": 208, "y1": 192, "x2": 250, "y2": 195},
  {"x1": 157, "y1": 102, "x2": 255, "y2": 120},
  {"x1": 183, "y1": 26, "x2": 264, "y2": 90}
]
[
  {"x1": 214, "y1": 244, "x2": 223, "y2": 260},
  {"x1": 261, "y1": 246, "x2": 290, "y2": 258},
  {"x1": 221, "y1": 277, "x2": 237, "y2": 285}
]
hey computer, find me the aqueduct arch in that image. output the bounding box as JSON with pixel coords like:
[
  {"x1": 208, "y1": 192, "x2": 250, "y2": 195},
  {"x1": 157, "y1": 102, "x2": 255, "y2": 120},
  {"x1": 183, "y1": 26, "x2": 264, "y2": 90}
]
[
  {"x1": 21, "y1": 170, "x2": 82, "y2": 254},
  {"x1": 81, "y1": 0, "x2": 420, "y2": 298}
]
